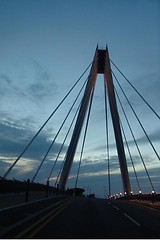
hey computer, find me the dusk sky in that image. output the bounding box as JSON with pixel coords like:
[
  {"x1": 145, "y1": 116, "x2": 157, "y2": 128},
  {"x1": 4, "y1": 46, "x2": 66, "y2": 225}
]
[{"x1": 0, "y1": 0, "x2": 160, "y2": 198}]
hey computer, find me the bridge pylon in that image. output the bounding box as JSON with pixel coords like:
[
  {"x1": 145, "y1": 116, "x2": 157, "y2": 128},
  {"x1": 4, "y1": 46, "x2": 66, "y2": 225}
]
[{"x1": 58, "y1": 46, "x2": 131, "y2": 196}]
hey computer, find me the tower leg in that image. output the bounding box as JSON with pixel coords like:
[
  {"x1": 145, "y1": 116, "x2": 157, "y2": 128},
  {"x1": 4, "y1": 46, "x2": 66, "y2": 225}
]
[
  {"x1": 104, "y1": 47, "x2": 131, "y2": 196},
  {"x1": 58, "y1": 49, "x2": 98, "y2": 191}
]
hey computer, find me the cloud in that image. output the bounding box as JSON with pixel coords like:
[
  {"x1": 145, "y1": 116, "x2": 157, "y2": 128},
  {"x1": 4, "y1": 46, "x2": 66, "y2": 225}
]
[
  {"x1": 0, "y1": 73, "x2": 12, "y2": 84},
  {"x1": 65, "y1": 156, "x2": 121, "y2": 183},
  {"x1": 136, "y1": 130, "x2": 160, "y2": 144},
  {"x1": 0, "y1": 73, "x2": 37, "y2": 104},
  {"x1": 28, "y1": 60, "x2": 58, "y2": 100},
  {"x1": 0, "y1": 118, "x2": 68, "y2": 177},
  {"x1": 89, "y1": 126, "x2": 160, "y2": 156}
]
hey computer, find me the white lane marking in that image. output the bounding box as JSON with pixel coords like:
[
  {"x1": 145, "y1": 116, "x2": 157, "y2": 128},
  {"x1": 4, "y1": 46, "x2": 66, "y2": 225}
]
[
  {"x1": 112, "y1": 205, "x2": 120, "y2": 211},
  {"x1": 123, "y1": 213, "x2": 141, "y2": 227}
]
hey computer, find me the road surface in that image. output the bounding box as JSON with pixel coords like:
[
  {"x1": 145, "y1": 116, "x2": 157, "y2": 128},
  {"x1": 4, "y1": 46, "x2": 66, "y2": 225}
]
[{"x1": 1, "y1": 197, "x2": 160, "y2": 238}]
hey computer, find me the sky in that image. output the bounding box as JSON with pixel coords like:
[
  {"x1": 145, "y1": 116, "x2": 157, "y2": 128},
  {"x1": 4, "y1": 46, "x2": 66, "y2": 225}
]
[{"x1": 0, "y1": 0, "x2": 160, "y2": 198}]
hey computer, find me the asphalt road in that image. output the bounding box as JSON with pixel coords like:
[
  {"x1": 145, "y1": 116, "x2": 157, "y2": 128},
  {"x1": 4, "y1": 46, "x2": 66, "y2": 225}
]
[{"x1": 6, "y1": 197, "x2": 160, "y2": 239}]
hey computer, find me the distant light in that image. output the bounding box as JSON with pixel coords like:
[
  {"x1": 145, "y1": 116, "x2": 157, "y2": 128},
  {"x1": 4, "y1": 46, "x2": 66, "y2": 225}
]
[
  {"x1": 139, "y1": 190, "x2": 142, "y2": 194},
  {"x1": 124, "y1": 192, "x2": 127, "y2": 195},
  {"x1": 131, "y1": 190, "x2": 133, "y2": 194},
  {"x1": 152, "y1": 190, "x2": 155, "y2": 194}
]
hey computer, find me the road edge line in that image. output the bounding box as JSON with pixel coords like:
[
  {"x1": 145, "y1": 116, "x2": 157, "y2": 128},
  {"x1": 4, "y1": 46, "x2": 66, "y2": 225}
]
[{"x1": 123, "y1": 213, "x2": 141, "y2": 227}]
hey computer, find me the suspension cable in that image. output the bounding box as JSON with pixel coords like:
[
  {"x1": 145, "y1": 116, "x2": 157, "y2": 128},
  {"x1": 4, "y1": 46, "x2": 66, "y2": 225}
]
[
  {"x1": 54, "y1": 118, "x2": 82, "y2": 188},
  {"x1": 112, "y1": 70, "x2": 160, "y2": 163},
  {"x1": 3, "y1": 62, "x2": 92, "y2": 179},
  {"x1": 112, "y1": 72, "x2": 155, "y2": 192},
  {"x1": 120, "y1": 119, "x2": 142, "y2": 192},
  {"x1": 104, "y1": 78, "x2": 111, "y2": 196},
  {"x1": 55, "y1": 98, "x2": 89, "y2": 188},
  {"x1": 54, "y1": 97, "x2": 89, "y2": 188},
  {"x1": 115, "y1": 89, "x2": 141, "y2": 192},
  {"x1": 110, "y1": 59, "x2": 160, "y2": 120},
  {"x1": 32, "y1": 77, "x2": 89, "y2": 182},
  {"x1": 54, "y1": 158, "x2": 64, "y2": 188},
  {"x1": 74, "y1": 84, "x2": 95, "y2": 192},
  {"x1": 48, "y1": 101, "x2": 81, "y2": 181}
]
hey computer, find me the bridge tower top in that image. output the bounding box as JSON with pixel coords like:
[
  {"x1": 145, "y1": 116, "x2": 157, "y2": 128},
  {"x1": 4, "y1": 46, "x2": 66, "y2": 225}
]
[{"x1": 97, "y1": 49, "x2": 106, "y2": 74}]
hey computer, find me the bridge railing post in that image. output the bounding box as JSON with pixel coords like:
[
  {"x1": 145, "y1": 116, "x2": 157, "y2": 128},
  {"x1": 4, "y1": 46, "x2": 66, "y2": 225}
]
[
  {"x1": 56, "y1": 184, "x2": 60, "y2": 196},
  {"x1": 46, "y1": 179, "x2": 49, "y2": 198},
  {"x1": 25, "y1": 179, "x2": 30, "y2": 203}
]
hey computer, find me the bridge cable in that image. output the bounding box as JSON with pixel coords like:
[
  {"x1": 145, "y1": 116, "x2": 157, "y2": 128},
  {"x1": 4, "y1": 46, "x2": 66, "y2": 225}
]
[
  {"x1": 54, "y1": 83, "x2": 92, "y2": 187},
  {"x1": 3, "y1": 62, "x2": 92, "y2": 179},
  {"x1": 112, "y1": 71, "x2": 155, "y2": 192},
  {"x1": 74, "y1": 84, "x2": 95, "y2": 192},
  {"x1": 54, "y1": 157, "x2": 65, "y2": 187},
  {"x1": 48, "y1": 104, "x2": 81, "y2": 185},
  {"x1": 115, "y1": 89, "x2": 142, "y2": 192},
  {"x1": 47, "y1": 95, "x2": 83, "y2": 182},
  {"x1": 104, "y1": 78, "x2": 111, "y2": 196},
  {"x1": 112, "y1": 70, "x2": 160, "y2": 163},
  {"x1": 54, "y1": 81, "x2": 96, "y2": 188},
  {"x1": 32, "y1": 77, "x2": 89, "y2": 182},
  {"x1": 110, "y1": 59, "x2": 160, "y2": 120},
  {"x1": 55, "y1": 98, "x2": 89, "y2": 188}
]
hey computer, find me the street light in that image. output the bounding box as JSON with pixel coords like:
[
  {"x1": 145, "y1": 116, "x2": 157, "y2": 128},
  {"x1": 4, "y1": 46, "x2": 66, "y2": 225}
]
[
  {"x1": 139, "y1": 190, "x2": 142, "y2": 201},
  {"x1": 152, "y1": 190, "x2": 155, "y2": 204}
]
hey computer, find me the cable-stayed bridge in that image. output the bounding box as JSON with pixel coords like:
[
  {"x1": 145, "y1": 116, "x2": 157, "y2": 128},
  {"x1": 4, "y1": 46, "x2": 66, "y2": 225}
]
[
  {"x1": 1, "y1": 45, "x2": 159, "y2": 196},
  {"x1": 0, "y1": 46, "x2": 160, "y2": 238}
]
